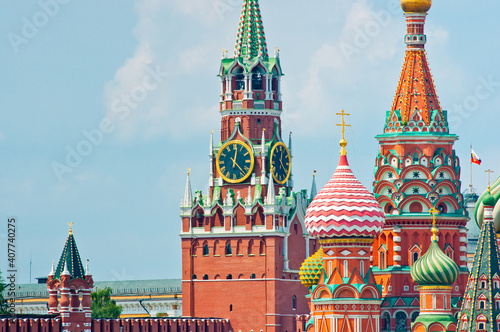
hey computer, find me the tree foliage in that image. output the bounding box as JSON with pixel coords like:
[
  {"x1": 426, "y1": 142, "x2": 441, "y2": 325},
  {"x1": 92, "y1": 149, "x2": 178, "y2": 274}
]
[
  {"x1": 90, "y1": 287, "x2": 122, "y2": 318},
  {"x1": 0, "y1": 270, "x2": 7, "y2": 314}
]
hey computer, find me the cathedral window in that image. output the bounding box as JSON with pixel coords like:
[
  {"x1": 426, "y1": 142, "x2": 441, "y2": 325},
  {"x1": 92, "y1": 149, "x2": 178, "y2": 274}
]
[
  {"x1": 413, "y1": 152, "x2": 419, "y2": 163},
  {"x1": 292, "y1": 296, "x2": 297, "y2": 310},
  {"x1": 260, "y1": 241, "x2": 266, "y2": 255},
  {"x1": 494, "y1": 280, "x2": 499, "y2": 289},
  {"x1": 478, "y1": 322, "x2": 485, "y2": 330},
  {"x1": 257, "y1": 118, "x2": 261, "y2": 124},
  {"x1": 225, "y1": 242, "x2": 232, "y2": 255},
  {"x1": 203, "y1": 274, "x2": 208, "y2": 280},
  {"x1": 250, "y1": 273, "x2": 256, "y2": 279},
  {"x1": 379, "y1": 249, "x2": 387, "y2": 270},
  {"x1": 395, "y1": 312, "x2": 408, "y2": 331},
  {"x1": 382, "y1": 312, "x2": 391, "y2": 331},
  {"x1": 438, "y1": 203, "x2": 447, "y2": 214},
  {"x1": 479, "y1": 300, "x2": 485, "y2": 309},
  {"x1": 481, "y1": 281, "x2": 487, "y2": 289},
  {"x1": 203, "y1": 242, "x2": 209, "y2": 256},
  {"x1": 227, "y1": 274, "x2": 232, "y2": 280},
  {"x1": 214, "y1": 240, "x2": 220, "y2": 256},
  {"x1": 192, "y1": 275, "x2": 197, "y2": 280},
  {"x1": 411, "y1": 312, "x2": 419, "y2": 323}
]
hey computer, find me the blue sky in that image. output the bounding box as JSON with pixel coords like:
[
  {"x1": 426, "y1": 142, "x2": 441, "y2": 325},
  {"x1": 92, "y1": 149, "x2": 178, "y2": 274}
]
[{"x1": 1, "y1": 0, "x2": 499, "y2": 283}]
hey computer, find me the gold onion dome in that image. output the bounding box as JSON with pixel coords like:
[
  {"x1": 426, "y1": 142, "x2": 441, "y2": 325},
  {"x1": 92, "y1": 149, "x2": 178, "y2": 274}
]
[
  {"x1": 401, "y1": 0, "x2": 432, "y2": 13},
  {"x1": 299, "y1": 248, "x2": 324, "y2": 287},
  {"x1": 410, "y1": 240, "x2": 459, "y2": 286}
]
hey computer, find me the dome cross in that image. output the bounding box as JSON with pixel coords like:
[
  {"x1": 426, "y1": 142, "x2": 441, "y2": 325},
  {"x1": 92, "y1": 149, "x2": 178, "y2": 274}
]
[
  {"x1": 336, "y1": 110, "x2": 351, "y2": 156},
  {"x1": 429, "y1": 207, "x2": 439, "y2": 240},
  {"x1": 485, "y1": 169, "x2": 494, "y2": 189}
]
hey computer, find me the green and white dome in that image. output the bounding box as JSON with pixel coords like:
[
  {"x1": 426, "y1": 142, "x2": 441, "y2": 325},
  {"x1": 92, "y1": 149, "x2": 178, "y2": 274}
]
[
  {"x1": 475, "y1": 176, "x2": 500, "y2": 231},
  {"x1": 411, "y1": 239, "x2": 459, "y2": 286}
]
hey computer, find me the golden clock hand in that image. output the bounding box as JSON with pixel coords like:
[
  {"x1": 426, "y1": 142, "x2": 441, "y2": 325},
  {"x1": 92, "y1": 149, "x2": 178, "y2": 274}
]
[
  {"x1": 231, "y1": 158, "x2": 244, "y2": 173},
  {"x1": 233, "y1": 145, "x2": 238, "y2": 167}
]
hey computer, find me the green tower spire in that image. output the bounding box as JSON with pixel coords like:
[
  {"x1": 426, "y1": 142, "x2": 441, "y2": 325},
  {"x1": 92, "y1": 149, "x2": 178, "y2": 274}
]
[
  {"x1": 54, "y1": 225, "x2": 86, "y2": 280},
  {"x1": 234, "y1": 0, "x2": 269, "y2": 59},
  {"x1": 457, "y1": 197, "x2": 500, "y2": 332}
]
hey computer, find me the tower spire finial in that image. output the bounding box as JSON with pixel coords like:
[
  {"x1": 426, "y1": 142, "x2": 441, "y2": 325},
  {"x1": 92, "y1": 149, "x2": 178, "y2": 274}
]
[
  {"x1": 67, "y1": 222, "x2": 74, "y2": 235},
  {"x1": 486, "y1": 169, "x2": 494, "y2": 190},
  {"x1": 183, "y1": 169, "x2": 193, "y2": 207},
  {"x1": 336, "y1": 110, "x2": 350, "y2": 156},
  {"x1": 429, "y1": 207, "x2": 439, "y2": 241}
]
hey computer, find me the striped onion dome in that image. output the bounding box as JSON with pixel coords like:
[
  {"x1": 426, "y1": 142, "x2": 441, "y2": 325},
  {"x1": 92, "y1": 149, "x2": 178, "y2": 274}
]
[
  {"x1": 411, "y1": 239, "x2": 459, "y2": 285},
  {"x1": 299, "y1": 248, "x2": 324, "y2": 287},
  {"x1": 476, "y1": 177, "x2": 500, "y2": 232},
  {"x1": 305, "y1": 153, "x2": 385, "y2": 238}
]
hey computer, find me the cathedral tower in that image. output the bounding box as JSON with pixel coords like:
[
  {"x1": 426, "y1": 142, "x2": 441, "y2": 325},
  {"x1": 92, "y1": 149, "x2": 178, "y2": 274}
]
[
  {"x1": 371, "y1": 0, "x2": 469, "y2": 326},
  {"x1": 180, "y1": 1, "x2": 315, "y2": 331},
  {"x1": 299, "y1": 122, "x2": 385, "y2": 332}
]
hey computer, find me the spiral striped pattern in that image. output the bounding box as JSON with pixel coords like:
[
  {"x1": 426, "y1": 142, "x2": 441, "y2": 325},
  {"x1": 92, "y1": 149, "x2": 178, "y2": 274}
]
[
  {"x1": 305, "y1": 155, "x2": 385, "y2": 239},
  {"x1": 411, "y1": 240, "x2": 459, "y2": 285}
]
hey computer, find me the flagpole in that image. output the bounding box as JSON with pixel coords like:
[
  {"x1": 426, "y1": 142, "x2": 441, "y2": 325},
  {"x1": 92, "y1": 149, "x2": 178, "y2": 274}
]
[{"x1": 470, "y1": 143, "x2": 473, "y2": 192}]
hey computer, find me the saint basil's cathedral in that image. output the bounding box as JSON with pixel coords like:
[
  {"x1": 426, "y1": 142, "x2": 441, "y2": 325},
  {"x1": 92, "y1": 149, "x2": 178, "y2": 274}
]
[{"x1": 4, "y1": 1, "x2": 500, "y2": 332}]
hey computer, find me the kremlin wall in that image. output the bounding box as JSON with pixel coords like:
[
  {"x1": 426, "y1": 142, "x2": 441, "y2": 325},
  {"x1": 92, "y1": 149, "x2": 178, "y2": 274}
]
[{"x1": 3, "y1": 1, "x2": 500, "y2": 332}]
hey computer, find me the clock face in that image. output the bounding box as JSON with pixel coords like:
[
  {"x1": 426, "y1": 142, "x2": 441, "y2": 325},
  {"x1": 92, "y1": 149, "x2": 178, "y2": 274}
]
[
  {"x1": 270, "y1": 142, "x2": 291, "y2": 184},
  {"x1": 216, "y1": 140, "x2": 254, "y2": 183}
]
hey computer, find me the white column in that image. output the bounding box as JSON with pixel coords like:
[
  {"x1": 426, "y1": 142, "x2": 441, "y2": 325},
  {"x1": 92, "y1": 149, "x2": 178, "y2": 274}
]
[
  {"x1": 284, "y1": 234, "x2": 289, "y2": 270},
  {"x1": 244, "y1": 73, "x2": 252, "y2": 100},
  {"x1": 225, "y1": 75, "x2": 233, "y2": 101},
  {"x1": 265, "y1": 74, "x2": 273, "y2": 100}
]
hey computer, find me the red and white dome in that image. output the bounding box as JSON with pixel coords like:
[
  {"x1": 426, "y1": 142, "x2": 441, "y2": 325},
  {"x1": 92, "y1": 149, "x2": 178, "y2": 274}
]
[{"x1": 305, "y1": 154, "x2": 385, "y2": 239}]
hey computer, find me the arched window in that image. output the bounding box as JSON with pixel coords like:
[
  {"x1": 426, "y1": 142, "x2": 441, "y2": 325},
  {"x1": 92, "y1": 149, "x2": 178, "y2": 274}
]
[
  {"x1": 395, "y1": 312, "x2": 408, "y2": 331},
  {"x1": 438, "y1": 203, "x2": 447, "y2": 214},
  {"x1": 379, "y1": 249, "x2": 387, "y2": 270},
  {"x1": 236, "y1": 239, "x2": 242, "y2": 255},
  {"x1": 409, "y1": 202, "x2": 423, "y2": 213},
  {"x1": 360, "y1": 261, "x2": 365, "y2": 277},
  {"x1": 382, "y1": 313, "x2": 391, "y2": 331},
  {"x1": 260, "y1": 240, "x2": 265, "y2": 255},
  {"x1": 203, "y1": 242, "x2": 209, "y2": 256},
  {"x1": 481, "y1": 281, "x2": 487, "y2": 289},
  {"x1": 203, "y1": 274, "x2": 208, "y2": 280},
  {"x1": 226, "y1": 241, "x2": 232, "y2": 255},
  {"x1": 234, "y1": 68, "x2": 245, "y2": 90},
  {"x1": 478, "y1": 322, "x2": 485, "y2": 330},
  {"x1": 413, "y1": 152, "x2": 419, "y2": 163},
  {"x1": 343, "y1": 260, "x2": 348, "y2": 278},
  {"x1": 192, "y1": 274, "x2": 197, "y2": 280},
  {"x1": 250, "y1": 273, "x2": 256, "y2": 279},
  {"x1": 214, "y1": 240, "x2": 220, "y2": 256},
  {"x1": 248, "y1": 239, "x2": 254, "y2": 255},
  {"x1": 252, "y1": 67, "x2": 265, "y2": 90},
  {"x1": 479, "y1": 301, "x2": 485, "y2": 309},
  {"x1": 413, "y1": 251, "x2": 419, "y2": 264},
  {"x1": 229, "y1": 304, "x2": 233, "y2": 312},
  {"x1": 292, "y1": 296, "x2": 297, "y2": 310},
  {"x1": 411, "y1": 311, "x2": 419, "y2": 323},
  {"x1": 227, "y1": 274, "x2": 233, "y2": 280}
]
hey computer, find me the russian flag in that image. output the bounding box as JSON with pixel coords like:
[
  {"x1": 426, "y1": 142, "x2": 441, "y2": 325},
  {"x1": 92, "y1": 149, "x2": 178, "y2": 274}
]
[{"x1": 471, "y1": 148, "x2": 482, "y2": 165}]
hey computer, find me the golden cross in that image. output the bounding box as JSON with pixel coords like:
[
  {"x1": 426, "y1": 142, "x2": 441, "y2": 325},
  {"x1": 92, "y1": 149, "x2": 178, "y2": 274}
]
[
  {"x1": 486, "y1": 169, "x2": 494, "y2": 189},
  {"x1": 188, "y1": 168, "x2": 191, "y2": 175},
  {"x1": 429, "y1": 207, "x2": 439, "y2": 240},
  {"x1": 336, "y1": 110, "x2": 351, "y2": 141},
  {"x1": 67, "y1": 222, "x2": 74, "y2": 235}
]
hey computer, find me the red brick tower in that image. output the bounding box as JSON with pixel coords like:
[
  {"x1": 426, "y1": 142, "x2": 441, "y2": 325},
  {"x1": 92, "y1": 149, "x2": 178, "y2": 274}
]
[
  {"x1": 180, "y1": 1, "x2": 316, "y2": 331},
  {"x1": 371, "y1": 0, "x2": 469, "y2": 328},
  {"x1": 47, "y1": 224, "x2": 94, "y2": 332}
]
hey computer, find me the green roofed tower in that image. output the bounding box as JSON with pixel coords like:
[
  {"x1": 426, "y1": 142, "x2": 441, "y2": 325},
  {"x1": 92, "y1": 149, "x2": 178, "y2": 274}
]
[
  {"x1": 53, "y1": 225, "x2": 86, "y2": 280},
  {"x1": 457, "y1": 192, "x2": 500, "y2": 332},
  {"x1": 47, "y1": 224, "x2": 94, "y2": 332}
]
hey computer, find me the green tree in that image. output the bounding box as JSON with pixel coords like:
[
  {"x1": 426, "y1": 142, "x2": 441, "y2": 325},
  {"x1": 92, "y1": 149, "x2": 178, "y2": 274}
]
[
  {"x1": 90, "y1": 287, "x2": 122, "y2": 318},
  {"x1": 0, "y1": 270, "x2": 8, "y2": 314}
]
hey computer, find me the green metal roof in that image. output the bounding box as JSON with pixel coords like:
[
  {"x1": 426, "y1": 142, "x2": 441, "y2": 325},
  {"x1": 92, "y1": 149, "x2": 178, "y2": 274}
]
[{"x1": 54, "y1": 231, "x2": 86, "y2": 280}]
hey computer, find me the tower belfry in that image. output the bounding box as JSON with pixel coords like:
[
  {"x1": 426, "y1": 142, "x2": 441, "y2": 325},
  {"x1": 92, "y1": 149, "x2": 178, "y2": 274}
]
[{"x1": 180, "y1": 1, "x2": 316, "y2": 331}]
